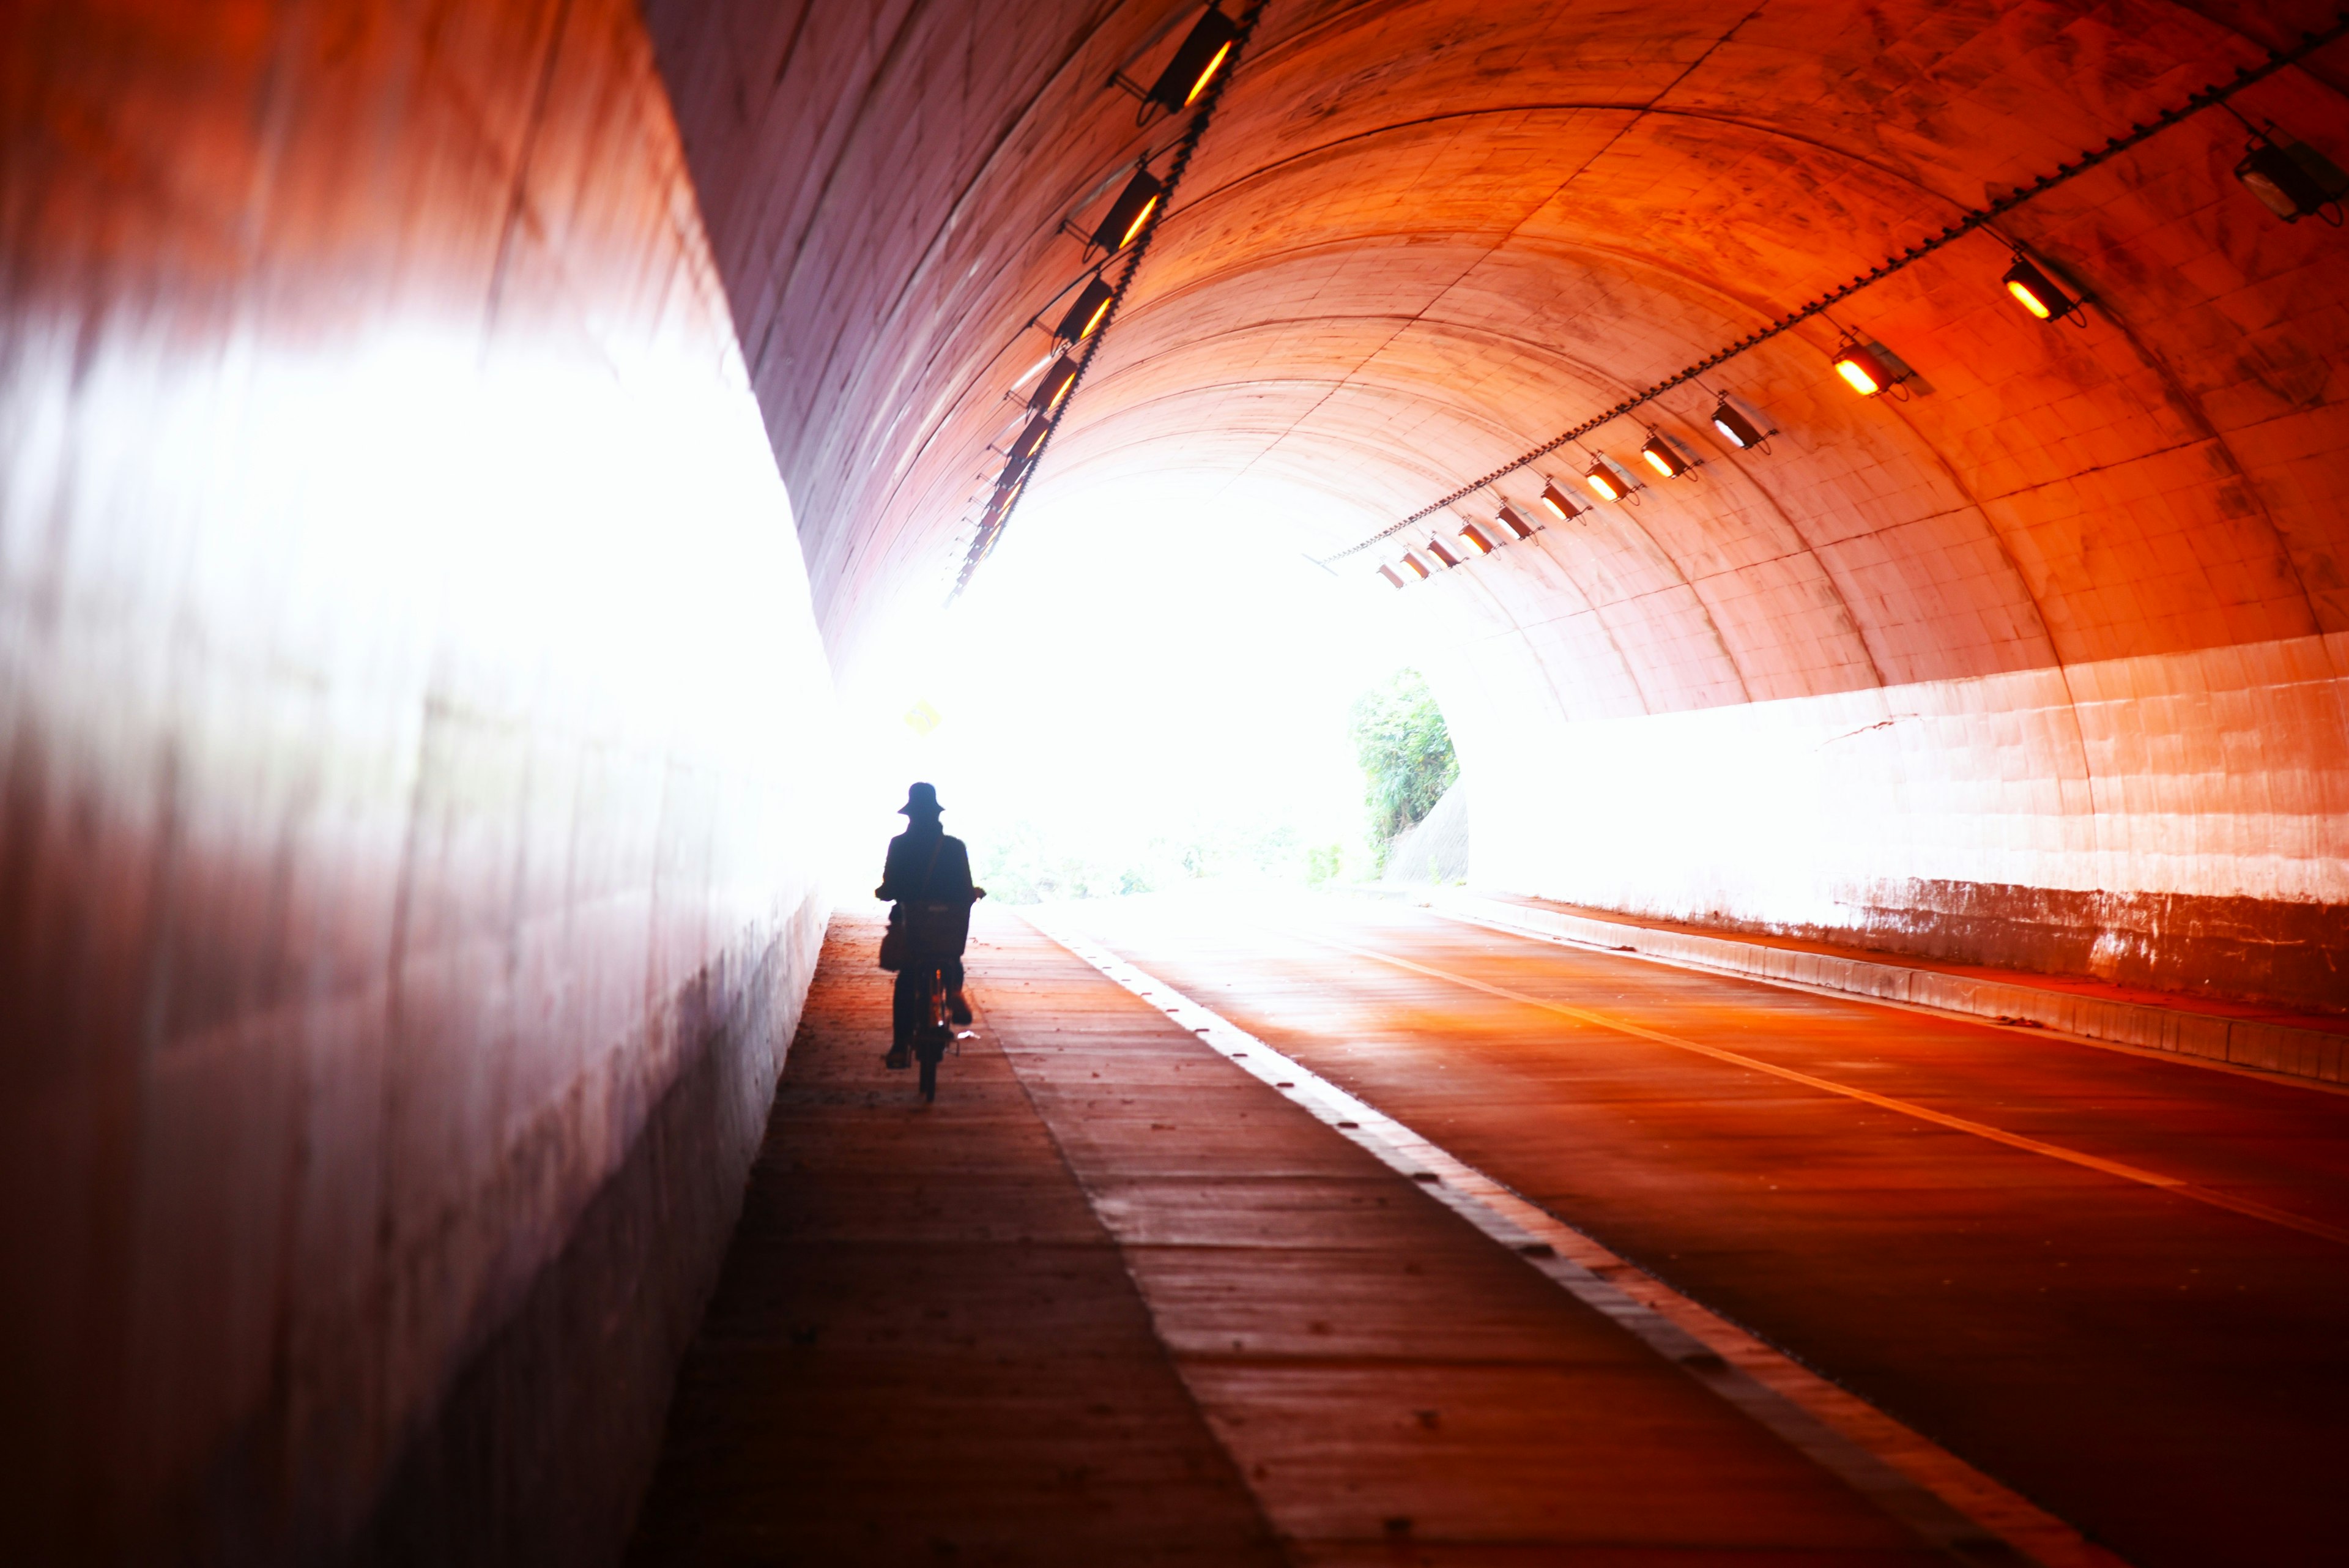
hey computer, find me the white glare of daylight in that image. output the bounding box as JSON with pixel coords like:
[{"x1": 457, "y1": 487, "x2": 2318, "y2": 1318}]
[{"x1": 838, "y1": 481, "x2": 1409, "y2": 901}]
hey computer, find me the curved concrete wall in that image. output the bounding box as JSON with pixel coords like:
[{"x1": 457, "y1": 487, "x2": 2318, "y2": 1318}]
[
  {"x1": 2, "y1": 0, "x2": 831, "y2": 1558},
  {"x1": 655, "y1": 0, "x2": 2347, "y2": 1011}
]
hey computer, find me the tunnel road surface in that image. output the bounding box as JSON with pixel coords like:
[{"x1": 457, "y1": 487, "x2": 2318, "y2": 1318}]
[
  {"x1": 632, "y1": 910, "x2": 1961, "y2": 1565},
  {"x1": 1044, "y1": 890, "x2": 2349, "y2": 1568}
]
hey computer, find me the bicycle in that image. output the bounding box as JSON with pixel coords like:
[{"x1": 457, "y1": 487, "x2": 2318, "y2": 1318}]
[
  {"x1": 884, "y1": 896, "x2": 979, "y2": 1101},
  {"x1": 883, "y1": 959, "x2": 954, "y2": 1105}
]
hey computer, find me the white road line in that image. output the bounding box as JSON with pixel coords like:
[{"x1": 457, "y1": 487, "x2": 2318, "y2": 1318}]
[{"x1": 1028, "y1": 912, "x2": 2132, "y2": 1568}]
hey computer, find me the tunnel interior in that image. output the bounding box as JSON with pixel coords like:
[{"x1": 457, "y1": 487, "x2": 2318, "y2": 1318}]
[
  {"x1": 658, "y1": 0, "x2": 2348, "y2": 1006},
  {"x1": 4, "y1": 0, "x2": 2347, "y2": 1561}
]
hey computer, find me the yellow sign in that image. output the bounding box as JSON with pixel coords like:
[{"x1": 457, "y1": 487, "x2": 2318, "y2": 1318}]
[{"x1": 903, "y1": 699, "x2": 942, "y2": 737}]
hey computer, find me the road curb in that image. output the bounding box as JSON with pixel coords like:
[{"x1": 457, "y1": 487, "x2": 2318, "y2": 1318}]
[{"x1": 1417, "y1": 890, "x2": 2349, "y2": 1089}]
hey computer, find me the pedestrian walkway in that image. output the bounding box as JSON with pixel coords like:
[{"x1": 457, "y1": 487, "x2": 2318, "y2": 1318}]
[
  {"x1": 625, "y1": 914, "x2": 1278, "y2": 1566},
  {"x1": 628, "y1": 909, "x2": 1947, "y2": 1563}
]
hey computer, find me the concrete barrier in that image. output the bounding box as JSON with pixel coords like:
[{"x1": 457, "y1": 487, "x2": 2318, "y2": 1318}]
[{"x1": 1422, "y1": 891, "x2": 2349, "y2": 1088}]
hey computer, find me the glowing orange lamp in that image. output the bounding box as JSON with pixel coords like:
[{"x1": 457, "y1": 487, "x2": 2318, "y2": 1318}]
[
  {"x1": 1028, "y1": 356, "x2": 1078, "y2": 414},
  {"x1": 1149, "y1": 9, "x2": 1241, "y2": 111},
  {"x1": 1054, "y1": 278, "x2": 1116, "y2": 342},
  {"x1": 1832, "y1": 341, "x2": 1894, "y2": 397},
  {"x1": 2001, "y1": 256, "x2": 2079, "y2": 322},
  {"x1": 1091, "y1": 171, "x2": 1164, "y2": 252}
]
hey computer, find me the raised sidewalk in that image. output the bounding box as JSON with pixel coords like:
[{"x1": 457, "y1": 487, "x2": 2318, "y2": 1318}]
[{"x1": 1411, "y1": 888, "x2": 2349, "y2": 1087}]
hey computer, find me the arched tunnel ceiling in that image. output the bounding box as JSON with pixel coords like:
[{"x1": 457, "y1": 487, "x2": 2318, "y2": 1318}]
[{"x1": 646, "y1": 0, "x2": 2348, "y2": 706}]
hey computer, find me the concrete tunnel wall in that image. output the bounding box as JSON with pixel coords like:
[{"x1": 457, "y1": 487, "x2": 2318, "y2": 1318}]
[
  {"x1": 3, "y1": 1, "x2": 834, "y2": 1560},
  {"x1": 5, "y1": 0, "x2": 2349, "y2": 1564},
  {"x1": 653, "y1": 0, "x2": 2349, "y2": 1013}
]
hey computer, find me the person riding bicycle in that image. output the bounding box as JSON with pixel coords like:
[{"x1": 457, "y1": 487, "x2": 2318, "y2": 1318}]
[{"x1": 875, "y1": 782, "x2": 983, "y2": 1064}]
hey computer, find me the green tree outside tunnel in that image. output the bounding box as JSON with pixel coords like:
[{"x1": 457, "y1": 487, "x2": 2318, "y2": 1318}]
[{"x1": 1350, "y1": 669, "x2": 1458, "y2": 851}]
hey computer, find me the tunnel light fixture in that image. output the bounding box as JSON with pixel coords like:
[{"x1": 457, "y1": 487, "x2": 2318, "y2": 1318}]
[
  {"x1": 1009, "y1": 414, "x2": 1052, "y2": 463},
  {"x1": 1458, "y1": 522, "x2": 1496, "y2": 555},
  {"x1": 1054, "y1": 277, "x2": 1116, "y2": 342},
  {"x1": 1400, "y1": 552, "x2": 1431, "y2": 579},
  {"x1": 1027, "y1": 355, "x2": 1078, "y2": 414},
  {"x1": 2001, "y1": 255, "x2": 2080, "y2": 323},
  {"x1": 2233, "y1": 130, "x2": 2348, "y2": 224},
  {"x1": 1149, "y1": 8, "x2": 1241, "y2": 111},
  {"x1": 1424, "y1": 538, "x2": 1462, "y2": 568},
  {"x1": 1584, "y1": 461, "x2": 1628, "y2": 503},
  {"x1": 1831, "y1": 338, "x2": 1896, "y2": 398},
  {"x1": 1496, "y1": 504, "x2": 1537, "y2": 539},
  {"x1": 1091, "y1": 170, "x2": 1165, "y2": 252},
  {"x1": 990, "y1": 464, "x2": 1029, "y2": 509},
  {"x1": 1640, "y1": 433, "x2": 1693, "y2": 479},
  {"x1": 1537, "y1": 481, "x2": 1580, "y2": 522},
  {"x1": 1710, "y1": 397, "x2": 1772, "y2": 451},
  {"x1": 1379, "y1": 563, "x2": 1407, "y2": 589}
]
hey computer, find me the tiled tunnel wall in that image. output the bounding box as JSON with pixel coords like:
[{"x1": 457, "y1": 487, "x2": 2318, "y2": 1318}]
[
  {"x1": 2, "y1": 0, "x2": 831, "y2": 1559},
  {"x1": 1444, "y1": 629, "x2": 2349, "y2": 1006},
  {"x1": 656, "y1": 0, "x2": 2348, "y2": 1012}
]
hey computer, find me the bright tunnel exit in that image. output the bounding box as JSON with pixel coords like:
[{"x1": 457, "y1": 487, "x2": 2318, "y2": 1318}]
[{"x1": 838, "y1": 477, "x2": 1425, "y2": 903}]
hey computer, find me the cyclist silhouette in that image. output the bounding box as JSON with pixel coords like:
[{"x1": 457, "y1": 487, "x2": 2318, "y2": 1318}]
[{"x1": 876, "y1": 782, "x2": 983, "y2": 1081}]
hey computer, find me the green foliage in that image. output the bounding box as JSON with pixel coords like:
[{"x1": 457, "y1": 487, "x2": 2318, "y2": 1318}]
[{"x1": 1349, "y1": 668, "x2": 1458, "y2": 845}]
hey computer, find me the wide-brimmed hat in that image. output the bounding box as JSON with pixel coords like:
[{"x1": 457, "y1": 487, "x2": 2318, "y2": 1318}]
[{"x1": 898, "y1": 781, "x2": 942, "y2": 816}]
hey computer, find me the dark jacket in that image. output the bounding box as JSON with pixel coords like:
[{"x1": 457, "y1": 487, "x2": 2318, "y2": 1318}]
[
  {"x1": 883, "y1": 827, "x2": 977, "y2": 964},
  {"x1": 878, "y1": 827, "x2": 974, "y2": 902}
]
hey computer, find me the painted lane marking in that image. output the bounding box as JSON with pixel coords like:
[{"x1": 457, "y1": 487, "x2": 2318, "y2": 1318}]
[
  {"x1": 1284, "y1": 924, "x2": 2349, "y2": 1250},
  {"x1": 1028, "y1": 914, "x2": 2126, "y2": 1568}
]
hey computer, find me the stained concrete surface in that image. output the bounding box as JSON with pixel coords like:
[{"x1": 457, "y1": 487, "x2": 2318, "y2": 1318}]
[
  {"x1": 625, "y1": 914, "x2": 1285, "y2": 1566},
  {"x1": 1054, "y1": 891, "x2": 2349, "y2": 1568},
  {"x1": 631, "y1": 910, "x2": 1943, "y2": 1563}
]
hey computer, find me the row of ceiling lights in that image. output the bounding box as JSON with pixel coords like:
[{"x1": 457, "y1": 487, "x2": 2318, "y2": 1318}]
[
  {"x1": 1375, "y1": 245, "x2": 2087, "y2": 585},
  {"x1": 1371, "y1": 51, "x2": 2348, "y2": 589},
  {"x1": 1378, "y1": 396, "x2": 1772, "y2": 584},
  {"x1": 959, "y1": 7, "x2": 1243, "y2": 580}
]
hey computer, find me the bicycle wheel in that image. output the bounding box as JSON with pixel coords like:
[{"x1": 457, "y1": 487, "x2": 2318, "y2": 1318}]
[{"x1": 914, "y1": 965, "x2": 949, "y2": 1101}]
